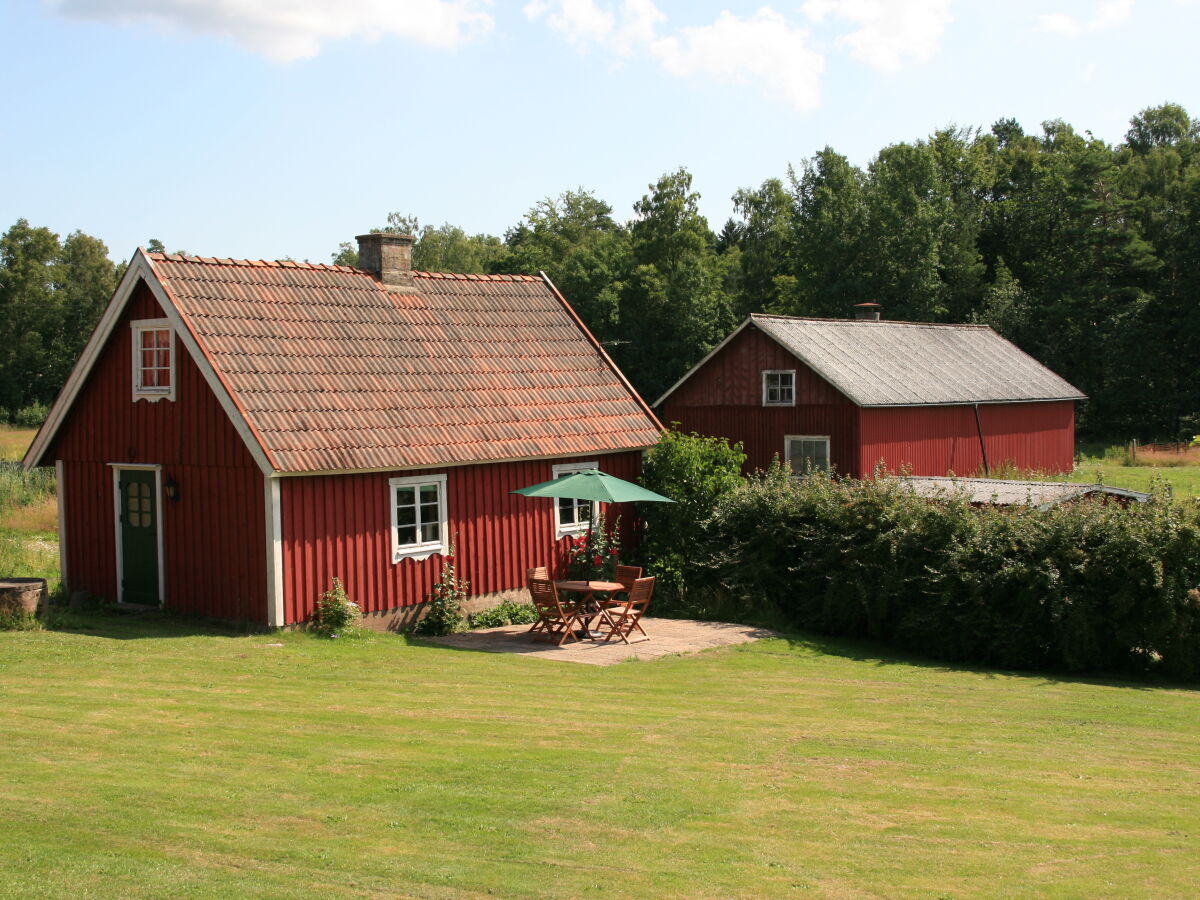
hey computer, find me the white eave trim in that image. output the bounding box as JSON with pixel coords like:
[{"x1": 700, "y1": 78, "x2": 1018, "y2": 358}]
[
  {"x1": 22, "y1": 250, "x2": 275, "y2": 475},
  {"x1": 269, "y1": 445, "x2": 657, "y2": 478},
  {"x1": 653, "y1": 316, "x2": 755, "y2": 408}
]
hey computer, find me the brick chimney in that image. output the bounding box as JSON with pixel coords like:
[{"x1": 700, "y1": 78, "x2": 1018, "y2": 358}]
[
  {"x1": 854, "y1": 301, "x2": 882, "y2": 321},
  {"x1": 356, "y1": 232, "x2": 416, "y2": 290}
]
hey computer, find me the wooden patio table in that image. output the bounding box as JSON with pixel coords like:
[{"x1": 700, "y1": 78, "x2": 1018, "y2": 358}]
[{"x1": 554, "y1": 580, "x2": 625, "y2": 639}]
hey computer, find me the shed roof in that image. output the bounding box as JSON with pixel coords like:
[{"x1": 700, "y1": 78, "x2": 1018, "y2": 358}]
[
  {"x1": 657, "y1": 314, "x2": 1085, "y2": 408},
  {"x1": 900, "y1": 476, "x2": 1148, "y2": 509},
  {"x1": 28, "y1": 251, "x2": 660, "y2": 474}
]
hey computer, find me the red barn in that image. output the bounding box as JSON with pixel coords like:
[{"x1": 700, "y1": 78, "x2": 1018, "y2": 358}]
[
  {"x1": 24, "y1": 233, "x2": 661, "y2": 627},
  {"x1": 656, "y1": 311, "x2": 1085, "y2": 477}
]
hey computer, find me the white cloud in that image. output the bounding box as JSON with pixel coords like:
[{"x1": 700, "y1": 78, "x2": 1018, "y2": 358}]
[
  {"x1": 802, "y1": 0, "x2": 954, "y2": 72},
  {"x1": 525, "y1": 2, "x2": 824, "y2": 111},
  {"x1": 1037, "y1": 0, "x2": 1134, "y2": 36},
  {"x1": 651, "y1": 10, "x2": 824, "y2": 111},
  {"x1": 48, "y1": 0, "x2": 494, "y2": 62}
]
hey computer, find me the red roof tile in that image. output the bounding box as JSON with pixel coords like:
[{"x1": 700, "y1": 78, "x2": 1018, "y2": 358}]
[{"x1": 147, "y1": 253, "x2": 660, "y2": 473}]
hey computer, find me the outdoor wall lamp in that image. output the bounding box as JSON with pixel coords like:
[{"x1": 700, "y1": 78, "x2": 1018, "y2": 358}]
[{"x1": 164, "y1": 475, "x2": 180, "y2": 502}]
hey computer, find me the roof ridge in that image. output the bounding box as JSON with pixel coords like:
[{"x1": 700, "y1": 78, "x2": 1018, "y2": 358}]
[
  {"x1": 148, "y1": 251, "x2": 360, "y2": 273},
  {"x1": 751, "y1": 312, "x2": 989, "y2": 329},
  {"x1": 147, "y1": 252, "x2": 543, "y2": 282}
]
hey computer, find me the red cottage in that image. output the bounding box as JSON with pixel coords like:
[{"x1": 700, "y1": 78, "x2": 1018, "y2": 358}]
[
  {"x1": 24, "y1": 233, "x2": 661, "y2": 627},
  {"x1": 656, "y1": 310, "x2": 1085, "y2": 477}
]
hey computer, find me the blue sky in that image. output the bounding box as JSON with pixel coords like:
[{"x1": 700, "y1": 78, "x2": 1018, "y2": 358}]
[{"x1": 2, "y1": 0, "x2": 1197, "y2": 265}]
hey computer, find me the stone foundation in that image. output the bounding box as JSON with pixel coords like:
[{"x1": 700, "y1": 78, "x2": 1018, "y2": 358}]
[{"x1": 357, "y1": 586, "x2": 532, "y2": 633}]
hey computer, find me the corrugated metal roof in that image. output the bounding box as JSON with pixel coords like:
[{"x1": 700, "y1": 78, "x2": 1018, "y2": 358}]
[
  {"x1": 149, "y1": 254, "x2": 660, "y2": 473},
  {"x1": 900, "y1": 476, "x2": 1148, "y2": 508},
  {"x1": 750, "y1": 314, "x2": 1086, "y2": 407}
]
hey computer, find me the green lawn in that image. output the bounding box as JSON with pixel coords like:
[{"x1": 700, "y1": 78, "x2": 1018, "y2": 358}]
[
  {"x1": 1064, "y1": 455, "x2": 1200, "y2": 500},
  {"x1": 2, "y1": 615, "x2": 1197, "y2": 898}
]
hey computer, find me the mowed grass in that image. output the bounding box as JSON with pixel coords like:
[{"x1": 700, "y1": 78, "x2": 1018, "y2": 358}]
[{"x1": 1, "y1": 616, "x2": 1198, "y2": 899}]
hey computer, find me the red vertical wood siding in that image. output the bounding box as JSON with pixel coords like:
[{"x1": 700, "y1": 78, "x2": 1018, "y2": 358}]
[
  {"x1": 661, "y1": 323, "x2": 1077, "y2": 478},
  {"x1": 858, "y1": 401, "x2": 1076, "y2": 476},
  {"x1": 278, "y1": 451, "x2": 643, "y2": 624},
  {"x1": 660, "y1": 324, "x2": 860, "y2": 474},
  {"x1": 47, "y1": 281, "x2": 268, "y2": 621}
]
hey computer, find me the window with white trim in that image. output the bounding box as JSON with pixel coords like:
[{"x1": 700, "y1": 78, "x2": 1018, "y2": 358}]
[
  {"x1": 762, "y1": 370, "x2": 795, "y2": 406},
  {"x1": 785, "y1": 436, "x2": 830, "y2": 474},
  {"x1": 389, "y1": 474, "x2": 448, "y2": 561},
  {"x1": 552, "y1": 460, "x2": 598, "y2": 537},
  {"x1": 131, "y1": 319, "x2": 175, "y2": 402}
]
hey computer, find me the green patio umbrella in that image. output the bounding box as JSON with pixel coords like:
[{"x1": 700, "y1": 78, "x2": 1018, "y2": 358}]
[{"x1": 511, "y1": 469, "x2": 675, "y2": 505}]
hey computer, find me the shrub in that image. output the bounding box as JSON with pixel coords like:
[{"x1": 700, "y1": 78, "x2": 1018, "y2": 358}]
[
  {"x1": 638, "y1": 428, "x2": 745, "y2": 612},
  {"x1": 310, "y1": 577, "x2": 360, "y2": 637},
  {"x1": 11, "y1": 403, "x2": 49, "y2": 429},
  {"x1": 415, "y1": 546, "x2": 469, "y2": 635},
  {"x1": 469, "y1": 600, "x2": 538, "y2": 628},
  {"x1": 695, "y1": 472, "x2": 1200, "y2": 679},
  {"x1": 0, "y1": 462, "x2": 55, "y2": 511}
]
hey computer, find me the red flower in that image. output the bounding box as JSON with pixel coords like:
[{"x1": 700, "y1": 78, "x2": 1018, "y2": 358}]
[
  {"x1": 609, "y1": 548, "x2": 618, "y2": 556},
  {"x1": 444, "y1": 555, "x2": 456, "y2": 565},
  {"x1": 593, "y1": 555, "x2": 602, "y2": 567}
]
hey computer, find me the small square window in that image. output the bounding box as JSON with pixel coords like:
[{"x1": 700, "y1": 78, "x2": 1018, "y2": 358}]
[
  {"x1": 551, "y1": 461, "x2": 598, "y2": 537},
  {"x1": 131, "y1": 319, "x2": 175, "y2": 402},
  {"x1": 762, "y1": 370, "x2": 795, "y2": 406},
  {"x1": 390, "y1": 474, "x2": 448, "y2": 561}
]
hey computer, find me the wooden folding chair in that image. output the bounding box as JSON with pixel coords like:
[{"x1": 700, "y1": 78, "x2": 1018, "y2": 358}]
[
  {"x1": 527, "y1": 577, "x2": 585, "y2": 646},
  {"x1": 525, "y1": 566, "x2": 552, "y2": 637},
  {"x1": 600, "y1": 576, "x2": 654, "y2": 644}
]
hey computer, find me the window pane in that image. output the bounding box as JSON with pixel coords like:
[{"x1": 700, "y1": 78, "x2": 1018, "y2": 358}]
[
  {"x1": 154, "y1": 329, "x2": 170, "y2": 348},
  {"x1": 419, "y1": 484, "x2": 438, "y2": 502},
  {"x1": 578, "y1": 501, "x2": 591, "y2": 522},
  {"x1": 396, "y1": 505, "x2": 415, "y2": 527},
  {"x1": 395, "y1": 486, "x2": 415, "y2": 506},
  {"x1": 142, "y1": 350, "x2": 156, "y2": 369},
  {"x1": 421, "y1": 522, "x2": 440, "y2": 544},
  {"x1": 396, "y1": 524, "x2": 417, "y2": 546},
  {"x1": 140, "y1": 331, "x2": 155, "y2": 350},
  {"x1": 420, "y1": 501, "x2": 439, "y2": 522},
  {"x1": 558, "y1": 498, "x2": 573, "y2": 525}
]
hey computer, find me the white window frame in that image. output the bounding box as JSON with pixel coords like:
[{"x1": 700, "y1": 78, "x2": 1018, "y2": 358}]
[
  {"x1": 552, "y1": 460, "x2": 598, "y2": 538},
  {"x1": 762, "y1": 369, "x2": 796, "y2": 407},
  {"x1": 389, "y1": 473, "x2": 449, "y2": 562},
  {"x1": 131, "y1": 318, "x2": 176, "y2": 402},
  {"x1": 785, "y1": 435, "x2": 831, "y2": 474}
]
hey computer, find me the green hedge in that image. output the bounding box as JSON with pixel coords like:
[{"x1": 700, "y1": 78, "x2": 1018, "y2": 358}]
[{"x1": 696, "y1": 467, "x2": 1200, "y2": 679}]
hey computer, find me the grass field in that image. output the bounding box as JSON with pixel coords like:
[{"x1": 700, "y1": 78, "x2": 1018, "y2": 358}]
[
  {"x1": 1, "y1": 614, "x2": 1197, "y2": 898},
  {"x1": 0, "y1": 426, "x2": 58, "y2": 588}
]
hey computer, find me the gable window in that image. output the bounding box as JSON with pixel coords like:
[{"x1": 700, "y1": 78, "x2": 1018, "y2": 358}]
[
  {"x1": 785, "y1": 435, "x2": 830, "y2": 474},
  {"x1": 762, "y1": 370, "x2": 795, "y2": 406},
  {"x1": 552, "y1": 460, "x2": 598, "y2": 537},
  {"x1": 132, "y1": 319, "x2": 175, "y2": 402},
  {"x1": 389, "y1": 474, "x2": 448, "y2": 561}
]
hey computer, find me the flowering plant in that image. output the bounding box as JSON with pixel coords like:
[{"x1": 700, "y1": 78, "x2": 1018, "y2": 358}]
[
  {"x1": 416, "y1": 539, "x2": 470, "y2": 635},
  {"x1": 564, "y1": 512, "x2": 621, "y2": 582}
]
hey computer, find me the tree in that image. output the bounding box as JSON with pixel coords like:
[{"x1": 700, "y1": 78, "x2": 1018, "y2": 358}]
[
  {"x1": 331, "y1": 213, "x2": 507, "y2": 273},
  {"x1": 0, "y1": 220, "x2": 118, "y2": 418},
  {"x1": 617, "y1": 168, "x2": 736, "y2": 401},
  {"x1": 496, "y1": 189, "x2": 629, "y2": 341}
]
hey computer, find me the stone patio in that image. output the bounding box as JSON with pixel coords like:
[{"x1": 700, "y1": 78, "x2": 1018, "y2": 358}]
[{"x1": 418, "y1": 617, "x2": 774, "y2": 665}]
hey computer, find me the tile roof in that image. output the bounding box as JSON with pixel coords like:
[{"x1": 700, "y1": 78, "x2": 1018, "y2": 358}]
[
  {"x1": 148, "y1": 253, "x2": 660, "y2": 473},
  {"x1": 747, "y1": 314, "x2": 1085, "y2": 407},
  {"x1": 900, "y1": 476, "x2": 1148, "y2": 508}
]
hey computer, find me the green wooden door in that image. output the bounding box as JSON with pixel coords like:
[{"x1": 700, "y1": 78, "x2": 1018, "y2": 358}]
[{"x1": 119, "y1": 469, "x2": 160, "y2": 606}]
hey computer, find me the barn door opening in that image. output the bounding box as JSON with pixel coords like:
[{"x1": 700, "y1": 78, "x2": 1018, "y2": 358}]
[{"x1": 116, "y1": 467, "x2": 162, "y2": 606}]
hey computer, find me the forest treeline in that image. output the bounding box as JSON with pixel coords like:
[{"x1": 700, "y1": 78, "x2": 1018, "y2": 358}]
[{"x1": 4, "y1": 103, "x2": 1197, "y2": 438}]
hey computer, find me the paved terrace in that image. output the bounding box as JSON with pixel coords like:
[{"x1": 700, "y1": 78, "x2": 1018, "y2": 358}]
[{"x1": 419, "y1": 617, "x2": 774, "y2": 666}]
